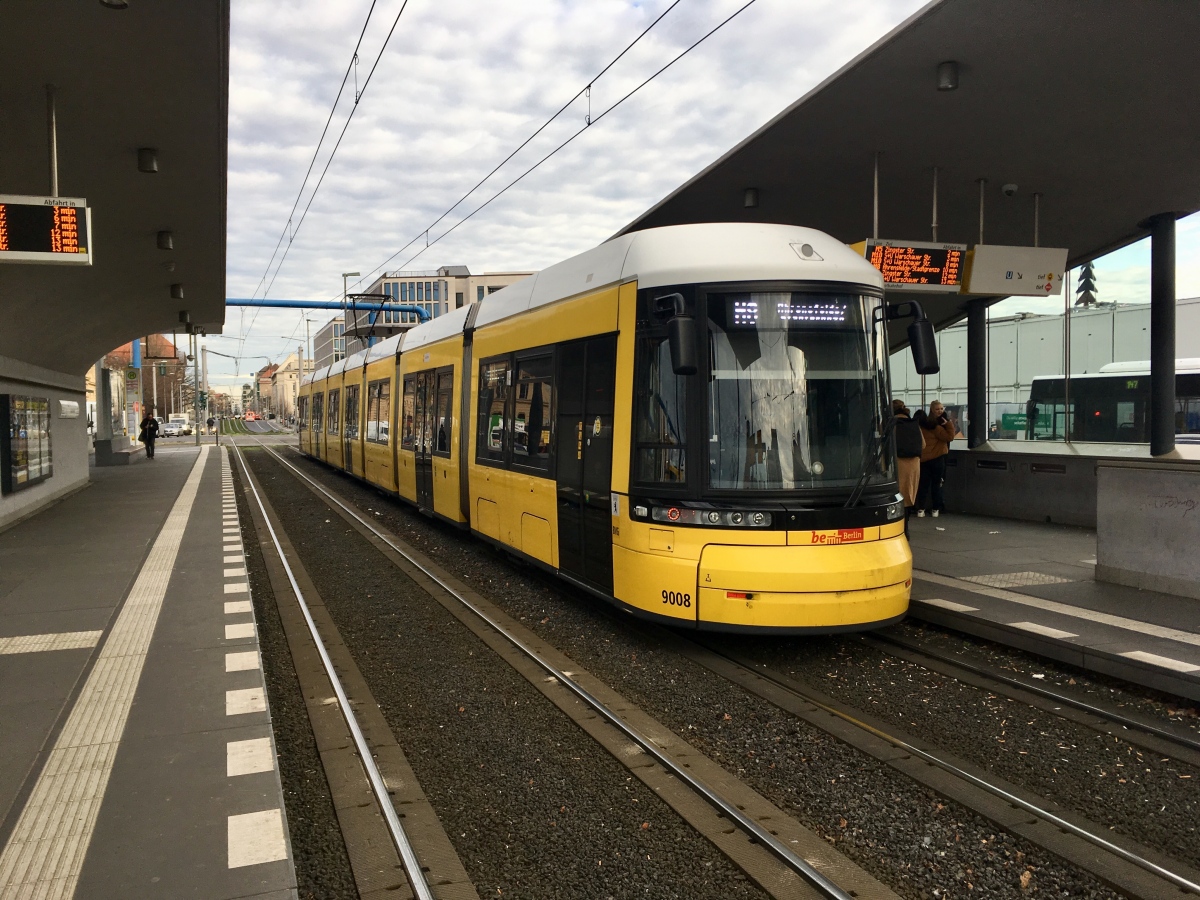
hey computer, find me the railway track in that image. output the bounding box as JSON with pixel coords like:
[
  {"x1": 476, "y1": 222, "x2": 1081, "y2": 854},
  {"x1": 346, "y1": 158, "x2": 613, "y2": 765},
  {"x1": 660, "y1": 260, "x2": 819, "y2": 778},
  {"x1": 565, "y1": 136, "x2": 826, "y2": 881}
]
[
  {"x1": 242, "y1": 439, "x2": 1200, "y2": 899},
  {"x1": 235, "y1": 441, "x2": 895, "y2": 900}
]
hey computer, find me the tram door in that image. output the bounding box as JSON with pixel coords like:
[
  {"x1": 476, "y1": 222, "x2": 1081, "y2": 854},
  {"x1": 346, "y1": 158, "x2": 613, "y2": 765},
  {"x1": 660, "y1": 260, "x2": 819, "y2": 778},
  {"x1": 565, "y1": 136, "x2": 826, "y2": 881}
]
[
  {"x1": 555, "y1": 335, "x2": 617, "y2": 594},
  {"x1": 413, "y1": 372, "x2": 435, "y2": 510}
]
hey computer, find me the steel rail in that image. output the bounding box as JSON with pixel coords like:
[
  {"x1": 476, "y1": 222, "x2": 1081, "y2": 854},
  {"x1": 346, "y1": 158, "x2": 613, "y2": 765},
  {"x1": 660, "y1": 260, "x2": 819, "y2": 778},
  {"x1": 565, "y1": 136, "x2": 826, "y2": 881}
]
[
  {"x1": 699, "y1": 641, "x2": 1200, "y2": 897},
  {"x1": 257, "y1": 441, "x2": 854, "y2": 900},
  {"x1": 866, "y1": 632, "x2": 1200, "y2": 754},
  {"x1": 231, "y1": 443, "x2": 436, "y2": 900}
]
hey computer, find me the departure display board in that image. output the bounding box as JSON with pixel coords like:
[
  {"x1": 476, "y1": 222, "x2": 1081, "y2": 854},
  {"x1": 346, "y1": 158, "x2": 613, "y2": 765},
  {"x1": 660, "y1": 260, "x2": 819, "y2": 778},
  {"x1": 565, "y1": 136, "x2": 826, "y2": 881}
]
[
  {"x1": 0, "y1": 195, "x2": 92, "y2": 265},
  {"x1": 855, "y1": 239, "x2": 965, "y2": 292}
]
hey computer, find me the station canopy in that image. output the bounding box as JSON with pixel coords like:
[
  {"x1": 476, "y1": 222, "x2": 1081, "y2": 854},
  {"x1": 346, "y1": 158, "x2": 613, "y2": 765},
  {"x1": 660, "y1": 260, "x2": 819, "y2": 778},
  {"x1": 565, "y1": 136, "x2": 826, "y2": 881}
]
[
  {"x1": 616, "y1": 0, "x2": 1200, "y2": 345},
  {"x1": 0, "y1": 1, "x2": 228, "y2": 376}
]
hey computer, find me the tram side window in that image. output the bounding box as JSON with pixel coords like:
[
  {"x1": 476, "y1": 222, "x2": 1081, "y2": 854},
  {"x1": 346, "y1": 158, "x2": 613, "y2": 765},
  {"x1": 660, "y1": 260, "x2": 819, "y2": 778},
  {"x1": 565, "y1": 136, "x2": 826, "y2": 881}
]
[
  {"x1": 434, "y1": 371, "x2": 454, "y2": 457},
  {"x1": 344, "y1": 384, "x2": 360, "y2": 439},
  {"x1": 327, "y1": 389, "x2": 340, "y2": 436},
  {"x1": 401, "y1": 375, "x2": 417, "y2": 449},
  {"x1": 513, "y1": 355, "x2": 552, "y2": 471},
  {"x1": 366, "y1": 379, "x2": 391, "y2": 443},
  {"x1": 477, "y1": 358, "x2": 510, "y2": 464},
  {"x1": 633, "y1": 334, "x2": 687, "y2": 484},
  {"x1": 312, "y1": 393, "x2": 324, "y2": 433},
  {"x1": 297, "y1": 396, "x2": 308, "y2": 430}
]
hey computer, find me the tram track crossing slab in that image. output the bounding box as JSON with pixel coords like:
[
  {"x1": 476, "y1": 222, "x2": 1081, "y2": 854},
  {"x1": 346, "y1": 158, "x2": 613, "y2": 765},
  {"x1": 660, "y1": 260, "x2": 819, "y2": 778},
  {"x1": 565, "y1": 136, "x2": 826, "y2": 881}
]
[
  {"x1": 244, "y1": 442, "x2": 899, "y2": 900},
  {"x1": 262, "y1": 443, "x2": 1152, "y2": 900}
]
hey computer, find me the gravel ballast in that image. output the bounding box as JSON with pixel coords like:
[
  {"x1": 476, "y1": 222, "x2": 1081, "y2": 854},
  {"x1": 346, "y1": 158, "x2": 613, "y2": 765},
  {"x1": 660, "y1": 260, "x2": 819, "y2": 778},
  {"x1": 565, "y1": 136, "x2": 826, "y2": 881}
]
[
  {"x1": 246, "y1": 449, "x2": 769, "y2": 900},
  {"x1": 279, "y1": 450, "x2": 1134, "y2": 900}
]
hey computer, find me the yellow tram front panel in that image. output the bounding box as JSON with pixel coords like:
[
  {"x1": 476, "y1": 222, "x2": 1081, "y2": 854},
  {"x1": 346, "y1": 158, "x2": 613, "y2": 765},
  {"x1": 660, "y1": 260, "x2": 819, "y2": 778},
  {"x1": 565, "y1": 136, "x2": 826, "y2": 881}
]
[{"x1": 611, "y1": 500, "x2": 910, "y2": 628}]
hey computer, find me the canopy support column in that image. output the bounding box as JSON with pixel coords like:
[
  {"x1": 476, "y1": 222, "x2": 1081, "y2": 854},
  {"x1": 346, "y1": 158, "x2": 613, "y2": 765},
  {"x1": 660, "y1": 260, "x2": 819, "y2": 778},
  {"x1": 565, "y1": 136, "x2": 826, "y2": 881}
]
[
  {"x1": 1147, "y1": 213, "x2": 1176, "y2": 456},
  {"x1": 967, "y1": 301, "x2": 987, "y2": 448}
]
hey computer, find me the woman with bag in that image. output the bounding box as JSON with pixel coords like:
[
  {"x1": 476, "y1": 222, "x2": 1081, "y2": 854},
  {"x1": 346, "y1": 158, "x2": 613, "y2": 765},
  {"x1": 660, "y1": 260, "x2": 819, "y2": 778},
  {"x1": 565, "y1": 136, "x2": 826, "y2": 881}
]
[
  {"x1": 915, "y1": 400, "x2": 956, "y2": 517},
  {"x1": 138, "y1": 408, "x2": 160, "y2": 460}
]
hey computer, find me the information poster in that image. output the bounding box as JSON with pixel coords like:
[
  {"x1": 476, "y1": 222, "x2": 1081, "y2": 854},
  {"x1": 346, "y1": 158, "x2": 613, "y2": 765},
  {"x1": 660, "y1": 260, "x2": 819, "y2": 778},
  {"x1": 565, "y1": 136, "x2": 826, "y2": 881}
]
[{"x1": 1, "y1": 395, "x2": 53, "y2": 494}]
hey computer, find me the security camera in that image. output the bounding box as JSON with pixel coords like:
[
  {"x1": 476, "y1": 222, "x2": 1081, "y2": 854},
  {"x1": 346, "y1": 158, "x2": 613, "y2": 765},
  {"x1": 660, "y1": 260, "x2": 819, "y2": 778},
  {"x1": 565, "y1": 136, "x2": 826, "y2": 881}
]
[{"x1": 1002, "y1": 183, "x2": 1018, "y2": 197}]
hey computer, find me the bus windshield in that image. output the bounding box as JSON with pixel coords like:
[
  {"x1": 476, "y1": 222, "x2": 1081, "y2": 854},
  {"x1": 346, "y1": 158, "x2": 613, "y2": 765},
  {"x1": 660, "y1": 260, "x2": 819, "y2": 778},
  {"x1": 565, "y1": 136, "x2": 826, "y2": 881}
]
[{"x1": 705, "y1": 292, "x2": 892, "y2": 491}]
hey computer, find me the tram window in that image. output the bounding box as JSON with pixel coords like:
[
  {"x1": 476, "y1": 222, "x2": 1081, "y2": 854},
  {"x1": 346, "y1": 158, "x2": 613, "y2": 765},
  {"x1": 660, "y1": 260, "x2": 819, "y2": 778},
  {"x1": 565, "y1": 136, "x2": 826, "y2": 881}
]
[
  {"x1": 344, "y1": 384, "x2": 360, "y2": 439},
  {"x1": 297, "y1": 396, "x2": 308, "y2": 430},
  {"x1": 477, "y1": 358, "x2": 510, "y2": 464},
  {"x1": 633, "y1": 334, "x2": 687, "y2": 485},
  {"x1": 326, "y1": 389, "x2": 340, "y2": 436},
  {"x1": 312, "y1": 393, "x2": 324, "y2": 433},
  {"x1": 366, "y1": 379, "x2": 391, "y2": 443},
  {"x1": 434, "y1": 370, "x2": 454, "y2": 457},
  {"x1": 401, "y1": 376, "x2": 417, "y2": 449},
  {"x1": 513, "y1": 355, "x2": 552, "y2": 471}
]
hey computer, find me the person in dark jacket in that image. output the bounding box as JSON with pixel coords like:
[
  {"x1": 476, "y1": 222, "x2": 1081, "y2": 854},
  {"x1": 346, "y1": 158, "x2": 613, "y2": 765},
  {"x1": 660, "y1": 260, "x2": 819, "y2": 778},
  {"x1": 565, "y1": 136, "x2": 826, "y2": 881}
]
[
  {"x1": 138, "y1": 409, "x2": 161, "y2": 460},
  {"x1": 891, "y1": 400, "x2": 924, "y2": 530},
  {"x1": 915, "y1": 401, "x2": 956, "y2": 517}
]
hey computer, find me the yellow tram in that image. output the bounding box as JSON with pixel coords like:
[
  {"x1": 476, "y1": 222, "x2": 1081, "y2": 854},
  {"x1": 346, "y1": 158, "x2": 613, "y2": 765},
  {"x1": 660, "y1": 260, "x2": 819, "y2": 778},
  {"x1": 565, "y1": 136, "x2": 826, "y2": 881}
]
[{"x1": 299, "y1": 222, "x2": 929, "y2": 633}]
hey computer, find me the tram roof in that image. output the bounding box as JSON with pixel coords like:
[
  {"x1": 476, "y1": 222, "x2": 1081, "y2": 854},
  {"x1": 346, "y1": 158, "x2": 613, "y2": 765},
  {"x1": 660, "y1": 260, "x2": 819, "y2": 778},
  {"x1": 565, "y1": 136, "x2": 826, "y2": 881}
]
[
  {"x1": 614, "y1": 0, "x2": 1200, "y2": 341},
  {"x1": 0, "y1": 1, "x2": 228, "y2": 376}
]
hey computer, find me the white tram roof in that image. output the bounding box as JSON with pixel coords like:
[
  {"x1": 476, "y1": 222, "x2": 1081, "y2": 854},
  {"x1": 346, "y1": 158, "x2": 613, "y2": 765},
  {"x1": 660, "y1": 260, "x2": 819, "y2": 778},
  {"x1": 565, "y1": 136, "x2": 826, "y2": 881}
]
[
  {"x1": 400, "y1": 303, "x2": 473, "y2": 353},
  {"x1": 472, "y1": 222, "x2": 882, "y2": 331},
  {"x1": 342, "y1": 348, "x2": 370, "y2": 371},
  {"x1": 366, "y1": 332, "x2": 404, "y2": 362}
]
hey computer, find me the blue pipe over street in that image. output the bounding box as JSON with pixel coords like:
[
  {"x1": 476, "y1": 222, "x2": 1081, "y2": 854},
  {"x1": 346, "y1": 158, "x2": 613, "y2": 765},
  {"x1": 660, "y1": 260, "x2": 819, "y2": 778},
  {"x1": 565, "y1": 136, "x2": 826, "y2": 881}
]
[{"x1": 225, "y1": 298, "x2": 430, "y2": 322}]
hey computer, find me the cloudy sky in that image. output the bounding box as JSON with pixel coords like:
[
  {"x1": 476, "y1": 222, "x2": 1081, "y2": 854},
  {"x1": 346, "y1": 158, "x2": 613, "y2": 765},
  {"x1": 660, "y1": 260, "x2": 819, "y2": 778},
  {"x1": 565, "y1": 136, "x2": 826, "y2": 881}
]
[{"x1": 209, "y1": 0, "x2": 1198, "y2": 391}]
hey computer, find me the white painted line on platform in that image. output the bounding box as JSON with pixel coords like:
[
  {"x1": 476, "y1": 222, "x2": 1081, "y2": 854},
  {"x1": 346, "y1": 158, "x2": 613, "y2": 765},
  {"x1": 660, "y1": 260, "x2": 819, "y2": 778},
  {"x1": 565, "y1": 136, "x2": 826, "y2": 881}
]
[
  {"x1": 224, "y1": 582, "x2": 249, "y2": 594},
  {"x1": 1010, "y1": 621, "x2": 1078, "y2": 640},
  {"x1": 226, "y1": 650, "x2": 260, "y2": 672},
  {"x1": 224, "y1": 554, "x2": 244, "y2": 564},
  {"x1": 223, "y1": 529, "x2": 240, "y2": 537},
  {"x1": 916, "y1": 598, "x2": 979, "y2": 613},
  {"x1": 225, "y1": 622, "x2": 256, "y2": 640},
  {"x1": 0, "y1": 446, "x2": 211, "y2": 898},
  {"x1": 0, "y1": 630, "x2": 103, "y2": 654},
  {"x1": 227, "y1": 809, "x2": 287, "y2": 868},
  {"x1": 1080, "y1": 558, "x2": 1097, "y2": 565},
  {"x1": 225, "y1": 600, "x2": 253, "y2": 614},
  {"x1": 227, "y1": 688, "x2": 267, "y2": 716},
  {"x1": 224, "y1": 567, "x2": 247, "y2": 578},
  {"x1": 227, "y1": 738, "x2": 275, "y2": 777},
  {"x1": 915, "y1": 570, "x2": 1200, "y2": 648},
  {"x1": 1120, "y1": 650, "x2": 1200, "y2": 673}
]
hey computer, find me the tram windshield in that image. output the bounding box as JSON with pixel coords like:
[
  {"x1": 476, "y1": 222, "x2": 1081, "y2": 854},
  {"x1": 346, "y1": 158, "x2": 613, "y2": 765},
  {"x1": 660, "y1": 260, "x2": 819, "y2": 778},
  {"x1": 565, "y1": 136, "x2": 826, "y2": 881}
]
[{"x1": 705, "y1": 292, "x2": 891, "y2": 491}]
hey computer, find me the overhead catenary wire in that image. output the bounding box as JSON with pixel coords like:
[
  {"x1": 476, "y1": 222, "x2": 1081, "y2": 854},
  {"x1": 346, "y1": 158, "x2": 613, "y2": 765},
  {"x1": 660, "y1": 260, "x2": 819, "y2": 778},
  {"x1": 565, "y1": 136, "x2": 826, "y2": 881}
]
[
  {"x1": 241, "y1": 0, "x2": 411, "y2": 349},
  {"x1": 349, "y1": 0, "x2": 686, "y2": 291},
  {"x1": 357, "y1": 0, "x2": 760, "y2": 286}
]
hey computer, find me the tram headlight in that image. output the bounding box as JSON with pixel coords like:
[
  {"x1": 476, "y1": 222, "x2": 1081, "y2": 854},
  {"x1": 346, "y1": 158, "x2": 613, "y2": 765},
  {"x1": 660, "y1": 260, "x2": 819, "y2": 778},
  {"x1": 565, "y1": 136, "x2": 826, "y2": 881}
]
[
  {"x1": 649, "y1": 507, "x2": 771, "y2": 527},
  {"x1": 885, "y1": 501, "x2": 904, "y2": 521}
]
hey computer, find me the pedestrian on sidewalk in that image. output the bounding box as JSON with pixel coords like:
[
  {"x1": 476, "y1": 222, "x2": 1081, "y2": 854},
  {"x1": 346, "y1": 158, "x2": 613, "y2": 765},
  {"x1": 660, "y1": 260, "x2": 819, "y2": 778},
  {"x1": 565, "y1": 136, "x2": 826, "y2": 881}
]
[
  {"x1": 891, "y1": 400, "x2": 924, "y2": 531},
  {"x1": 138, "y1": 409, "x2": 161, "y2": 460},
  {"x1": 915, "y1": 400, "x2": 956, "y2": 517}
]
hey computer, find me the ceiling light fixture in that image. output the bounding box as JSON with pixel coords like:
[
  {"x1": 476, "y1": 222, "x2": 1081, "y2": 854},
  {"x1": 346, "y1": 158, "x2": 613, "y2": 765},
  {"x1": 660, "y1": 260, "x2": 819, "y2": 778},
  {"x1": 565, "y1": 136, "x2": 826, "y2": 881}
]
[
  {"x1": 157, "y1": 230, "x2": 173, "y2": 250},
  {"x1": 171, "y1": 284, "x2": 184, "y2": 300},
  {"x1": 99, "y1": 0, "x2": 130, "y2": 8},
  {"x1": 137, "y1": 148, "x2": 158, "y2": 173},
  {"x1": 744, "y1": 188, "x2": 759, "y2": 208},
  {"x1": 937, "y1": 61, "x2": 959, "y2": 91}
]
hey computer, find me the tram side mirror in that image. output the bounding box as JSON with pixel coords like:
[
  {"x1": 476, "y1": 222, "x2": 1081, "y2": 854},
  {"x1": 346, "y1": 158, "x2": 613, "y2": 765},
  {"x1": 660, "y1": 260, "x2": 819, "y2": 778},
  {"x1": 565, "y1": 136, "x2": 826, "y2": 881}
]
[
  {"x1": 907, "y1": 318, "x2": 939, "y2": 375},
  {"x1": 656, "y1": 293, "x2": 697, "y2": 376}
]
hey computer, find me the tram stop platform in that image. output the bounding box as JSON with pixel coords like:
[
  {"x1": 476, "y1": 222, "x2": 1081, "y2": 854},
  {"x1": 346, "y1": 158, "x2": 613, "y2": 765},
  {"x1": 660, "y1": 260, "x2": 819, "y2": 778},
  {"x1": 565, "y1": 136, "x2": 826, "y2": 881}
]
[
  {"x1": 0, "y1": 443, "x2": 296, "y2": 899},
  {"x1": 906, "y1": 513, "x2": 1200, "y2": 703}
]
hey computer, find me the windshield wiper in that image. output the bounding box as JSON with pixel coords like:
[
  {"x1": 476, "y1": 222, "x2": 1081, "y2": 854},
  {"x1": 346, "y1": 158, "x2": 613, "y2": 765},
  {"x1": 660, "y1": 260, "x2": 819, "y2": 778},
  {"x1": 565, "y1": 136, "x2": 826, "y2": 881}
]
[{"x1": 844, "y1": 416, "x2": 894, "y2": 508}]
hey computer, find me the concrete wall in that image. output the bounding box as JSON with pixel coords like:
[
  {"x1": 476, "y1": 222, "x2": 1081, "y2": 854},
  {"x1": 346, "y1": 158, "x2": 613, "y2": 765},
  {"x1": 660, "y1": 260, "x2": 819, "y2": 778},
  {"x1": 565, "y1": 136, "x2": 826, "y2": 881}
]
[
  {"x1": 942, "y1": 447, "x2": 1098, "y2": 527},
  {"x1": 1096, "y1": 462, "x2": 1200, "y2": 599},
  {"x1": 0, "y1": 355, "x2": 90, "y2": 531}
]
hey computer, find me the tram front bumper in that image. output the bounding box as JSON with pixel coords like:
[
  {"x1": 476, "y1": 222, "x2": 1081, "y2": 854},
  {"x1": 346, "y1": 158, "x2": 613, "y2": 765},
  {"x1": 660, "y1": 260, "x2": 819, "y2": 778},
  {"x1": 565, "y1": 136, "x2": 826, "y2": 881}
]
[{"x1": 696, "y1": 536, "x2": 911, "y2": 630}]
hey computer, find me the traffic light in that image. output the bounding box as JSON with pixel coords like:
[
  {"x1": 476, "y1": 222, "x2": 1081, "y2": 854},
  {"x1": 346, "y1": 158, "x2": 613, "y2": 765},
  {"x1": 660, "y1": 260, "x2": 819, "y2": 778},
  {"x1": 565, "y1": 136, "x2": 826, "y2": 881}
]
[
  {"x1": 198, "y1": 391, "x2": 207, "y2": 407},
  {"x1": 158, "y1": 364, "x2": 166, "y2": 376}
]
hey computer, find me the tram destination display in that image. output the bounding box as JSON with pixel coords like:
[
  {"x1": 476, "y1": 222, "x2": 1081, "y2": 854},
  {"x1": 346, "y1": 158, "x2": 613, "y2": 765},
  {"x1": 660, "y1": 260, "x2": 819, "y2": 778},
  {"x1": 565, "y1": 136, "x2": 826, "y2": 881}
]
[
  {"x1": 853, "y1": 239, "x2": 965, "y2": 292},
  {"x1": 0, "y1": 194, "x2": 93, "y2": 265}
]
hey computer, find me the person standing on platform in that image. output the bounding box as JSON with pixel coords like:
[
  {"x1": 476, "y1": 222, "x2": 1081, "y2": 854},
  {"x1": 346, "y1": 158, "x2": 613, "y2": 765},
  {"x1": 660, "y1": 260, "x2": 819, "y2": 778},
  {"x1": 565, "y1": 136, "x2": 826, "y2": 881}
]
[
  {"x1": 915, "y1": 400, "x2": 956, "y2": 517},
  {"x1": 138, "y1": 409, "x2": 161, "y2": 460},
  {"x1": 891, "y1": 400, "x2": 924, "y2": 531}
]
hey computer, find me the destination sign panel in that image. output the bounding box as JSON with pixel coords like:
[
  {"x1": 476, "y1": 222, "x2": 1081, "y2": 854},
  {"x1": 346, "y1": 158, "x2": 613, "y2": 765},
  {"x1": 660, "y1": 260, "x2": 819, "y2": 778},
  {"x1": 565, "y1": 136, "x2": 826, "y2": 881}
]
[
  {"x1": 0, "y1": 195, "x2": 92, "y2": 265},
  {"x1": 854, "y1": 239, "x2": 966, "y2": 292}
]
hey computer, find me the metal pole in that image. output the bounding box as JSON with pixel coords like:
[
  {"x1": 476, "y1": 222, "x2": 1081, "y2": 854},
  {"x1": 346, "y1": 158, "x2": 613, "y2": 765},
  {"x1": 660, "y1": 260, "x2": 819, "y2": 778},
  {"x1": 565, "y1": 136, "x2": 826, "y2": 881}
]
[
  {"x1": 46, "y1": 85, "x2": 58, "y2": 196},
  {"x1": 1063, "y1": 267, "x2": 1072, "y2": 443},
  {"x1": 193, "y1": 332, "x2": 201, "y2": 447},
  {"x1": 931, "y1": 166, "x2": 939, "y2": 242},
  {"x1": 873, "y1": 153, "x2": 883, "y2": 241},
  {"x1": 1033, "y1": 192, "x2": 1041, "y2": 248},
  {"x1": 1149, "y1": 213, "x2": 1176, "y2": 456},
  {"x1": 967, "y1": 302, "x2": 987, "y2": 447},
  {"x1": 977, "y1": 178, "x2": 986, "y2": 244}
]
